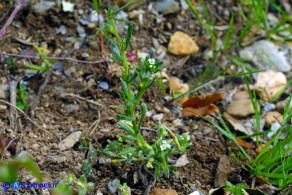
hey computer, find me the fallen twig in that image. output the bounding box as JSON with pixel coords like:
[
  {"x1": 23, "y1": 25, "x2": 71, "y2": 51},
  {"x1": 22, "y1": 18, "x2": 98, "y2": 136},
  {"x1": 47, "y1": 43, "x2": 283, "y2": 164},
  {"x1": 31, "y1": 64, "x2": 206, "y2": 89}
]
[
  {"x1": 30, "y1": 65, "x2": 54, "y2": 119},
  {"x1": 89, "y1": 111, "x2": 101, "y2": 135},
  {"x1": 0, "y1": 51, "x2": 108, "y2": 64},
  {"x1": 60, "y1": 92, "x2": 104, "y2": 107},
  {"x1": 9, "y1": 80, "x2": 17, "y2": 129},
  {"x1": 0, "y1": 0, "x2": 25, "y2": 43},
  {"x1": 0, "y1": 100, "x2": 42, "y2": 129}
]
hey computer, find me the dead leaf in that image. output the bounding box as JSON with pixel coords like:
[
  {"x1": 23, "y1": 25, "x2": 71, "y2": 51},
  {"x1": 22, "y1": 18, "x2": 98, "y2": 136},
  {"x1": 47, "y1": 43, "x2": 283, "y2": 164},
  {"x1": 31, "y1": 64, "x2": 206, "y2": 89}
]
[
  {"x1": 182, "y1": 92, "x2": 224, "y2": 108},
  {"x1": 235, "y1": 137, "x2": 253, "y2": 149},
  {"x1": 182, "y1": 104, "x2": 218, "y2": 117},
  {"x1": 181, "y1": 92, "x2": 223, "y2": 117},
  {"x1": 223, "y1": 112, "x2": 251, "y2": 135}
]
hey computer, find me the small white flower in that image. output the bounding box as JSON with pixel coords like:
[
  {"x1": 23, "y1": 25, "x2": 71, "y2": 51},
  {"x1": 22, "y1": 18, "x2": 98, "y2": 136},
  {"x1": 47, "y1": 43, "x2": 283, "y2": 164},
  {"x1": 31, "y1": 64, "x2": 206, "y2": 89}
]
[
  {"x1": 160, "y1": 140, "x2": 171, "y2": 151},
  {"x1": 186, "y1": 135, "x2": 190, "y2": 141},
  {"x1": 148, "y1": 58, "x2": 155, "y2": 65}
]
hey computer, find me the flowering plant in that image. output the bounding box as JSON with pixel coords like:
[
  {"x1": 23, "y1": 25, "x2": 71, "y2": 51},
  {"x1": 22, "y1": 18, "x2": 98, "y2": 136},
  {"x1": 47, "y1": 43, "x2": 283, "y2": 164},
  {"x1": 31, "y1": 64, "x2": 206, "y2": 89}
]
[{"x1": 98, "y1": 6, "x2": 190, "y2": 179}]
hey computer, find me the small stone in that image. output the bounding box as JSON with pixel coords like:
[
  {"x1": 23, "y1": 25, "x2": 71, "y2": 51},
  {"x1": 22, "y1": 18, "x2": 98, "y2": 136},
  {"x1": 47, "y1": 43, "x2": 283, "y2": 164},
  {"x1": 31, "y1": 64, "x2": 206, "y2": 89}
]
[
  {"x1": 128, "y1": 10, "x2": 145, "y2": 19},
  {"x1": 263, "y1": 111, "x2": 283, "y2": 128},
  {"x1": 268, "y1": 122, "x2": 281, "y2": 138},
  {"x1": 0, "y1": 105, "x2": 7, "y2": 110},
  {"x1": 55, "y1": 25, "x2": 67, "y2": 35},
  {"x1": 62, "y1": 0, "x2": 74, "y2": 12},
  {"x1": 32, "y1": 144, "x2": 39, "y2": 150},
  {"x1": 87, "y1": 23, "x2": 97, "y2": 29},
  {"x1": 146, "y1": 111, "x2": 153, "y2": 117},
  {"x1": 226, "y1": 99, "x2": 258, "y2": 118},
  {"x1": 63, "y1": 104, "x2": 80, "y2": 114},
  {"x1": 168, "y1": 31, "x2": 199, "y2": 55},
  {"x1": 98, "y1": 81, "x2": 109, "y2": 90},
  {"x1": 32, "y1": 1, "x2": 56, "y2": 13},
  {"x1": 152, "y1": 113, "x2": 164, "y2": 121},
  {"x1": 232, "y1": 90, "x2": 250, "y2": 100},
  {"x1": 262, "y1": 102, "x2": 276, "y2": 112},
  {"x1": 150, "y1": 188, "x2": 178, "y2": 195},
  {"x1": 108, "y1": 179, "x2": 120, "y2": 194},
  {"x1": 189, "y1": 190, "x2": 204, "y2": 195},
  {"x1": 255, "y1": 71, "x2": 287, "y2": 101},
  {"x1": 0, "y1": 89, "x2": 5, "y2": 99},
  {"x1": 58, "y1": 131, "x2": 82, "y2": 151},
  {"x1": 95, "y1": 190, "x2": 103, "y2": 195},
  {"x1": 156, "y1": 0, "x2": 180, "y2": 15},
  {"x1": 89, "y1": 10, "x2": 103, "y2": 23},
  {"x1": 100, "y1": 128, "x2": 110, "y2": 133},
  {"x1": 76, "y1": 25, "x2": 86, "y2": 38},
  {"x1": 172, "y1": 118, "x2": 184, "y2": 127},
  {"x1": 180, "y1": 0, "x2": 189, "y2": 10},
  {"x1": 214, "y1": 155, "x2": 231, "y2": 187}
]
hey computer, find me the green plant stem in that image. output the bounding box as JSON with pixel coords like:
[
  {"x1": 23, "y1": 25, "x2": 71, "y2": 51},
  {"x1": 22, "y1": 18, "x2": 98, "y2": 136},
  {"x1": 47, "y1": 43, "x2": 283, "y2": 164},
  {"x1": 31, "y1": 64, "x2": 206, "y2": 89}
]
[
  {"x1": 108, "y1": 16, "x2": 154, "y2": 154},
  {"x1": 109, "y1": 18, "x2": 129, "y2": 81}
]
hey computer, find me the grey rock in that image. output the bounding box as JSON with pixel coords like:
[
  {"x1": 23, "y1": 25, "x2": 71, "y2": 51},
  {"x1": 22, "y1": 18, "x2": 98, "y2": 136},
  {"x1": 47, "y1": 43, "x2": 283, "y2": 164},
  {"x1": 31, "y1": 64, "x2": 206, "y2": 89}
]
[
  {"x1": 32, "y1": 1, "x2": 55, "y2": 13},
  {"x1": 262, "y1": 102, "x2": 276, "y2": 112},
  {"x1": 98, "y1": 81, "x2": 109, "y2": 90},
  {"x1": 268, "y1": 122, "x2": 281, "y2": 138},
  {"x1": 58, "y1": 131, "x2": 82, "y2": 151},
  {"x1": 108, "y1": 179, "x2": 120, "y2": 194},
  {"x1": 0, "y1": 88, "x2": 6, "y2": 99},
  {"x1": 240, "y1": 40, "x2": 291, "y2": 72},
  {"x1": 76, "y1": 25, "x2": 86, "y2": 38},
  {"x1": 0, "y1": 105, "x2": 7, "y2": 110},
  {"x1": 55, "y1": 25, "x2": 67, "y2": 35},
  {"x1": 180, "y1": 0, "x2": 188, "y2": 10},
  {"x1": 152, "y1": 113, "x2": 164, "y2": 121},
  {"x1": 64, "y1": 104, "x2": 80, "y2": 114},
  {"x1": 156, "y1": 0, "x2": 180, "y2": 15}
]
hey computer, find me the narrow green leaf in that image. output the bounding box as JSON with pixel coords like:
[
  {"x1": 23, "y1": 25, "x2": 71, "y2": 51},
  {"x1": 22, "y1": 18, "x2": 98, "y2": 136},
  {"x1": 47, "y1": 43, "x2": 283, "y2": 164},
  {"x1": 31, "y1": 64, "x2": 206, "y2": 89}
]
[
  {"x1": 124, "y1": 24, "x2": 133, "y2": 50},
  {"x1": 26, "y1": 64, "x2": 49, "y2": 71},
  {"x1": 119, "y1": 147, "x2": 137, "y2": 155},
  {"x1": 120, "y1": 78, "x2": 128, "y2": 99},
  {"x1": 82, "y1": 160, "x2": 93, "y2": 177},
  {"x1": 116, "y1": 114, "x2": 136, "y2": 121},
  {"x1": 118, "y1": 134, "x2": 136, "y2": 141},
  {"x1": 138, "y1": 103, "x2": 147, "y2": 130},
  {"x1": 117, "y1": 121, "x2": 135, "y2": 135}
]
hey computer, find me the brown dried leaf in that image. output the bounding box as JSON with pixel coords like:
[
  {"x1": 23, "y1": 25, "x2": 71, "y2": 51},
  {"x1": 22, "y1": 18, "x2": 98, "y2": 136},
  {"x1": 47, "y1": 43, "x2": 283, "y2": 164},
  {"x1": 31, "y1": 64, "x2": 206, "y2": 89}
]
[
  {"x1": 235, "y1": 137, "x2": 253, "y2": 149},
  {"x1": 182, "y1": 104, "x2": 219, "y2": 117},
  {"x1": 182, "y1": 92, "x2": 224, "y2": 108}
]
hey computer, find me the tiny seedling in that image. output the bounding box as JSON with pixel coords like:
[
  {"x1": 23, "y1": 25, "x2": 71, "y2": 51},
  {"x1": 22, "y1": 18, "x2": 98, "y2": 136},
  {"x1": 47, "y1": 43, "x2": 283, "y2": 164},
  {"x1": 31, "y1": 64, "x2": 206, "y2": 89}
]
[
  {"x1": 118, "y1": 182, "x2": 130, "y2": 195},
  {"x1": 26, "y1": 45, "x2": 54, "y2": 71},
  {"x1": 223, "y1": 181, "x2": 248, "y2": 195},
  {"x1": 16, "y1": 83, "x2": 28, "y2": 110},
  {"x1": 97, "y1": 6, "x2": 190, "y2": 179},
  {"x1": 52, "y1": 173, "x2": 94, "y2": 195}
]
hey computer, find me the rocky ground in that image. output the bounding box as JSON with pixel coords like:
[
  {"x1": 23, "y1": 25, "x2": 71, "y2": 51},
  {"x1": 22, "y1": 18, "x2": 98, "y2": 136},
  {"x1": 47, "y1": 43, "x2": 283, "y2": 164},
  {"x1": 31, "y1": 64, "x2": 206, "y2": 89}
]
[{"x1": 0, "y1": 0, "x2": 291, "y2": 194}]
